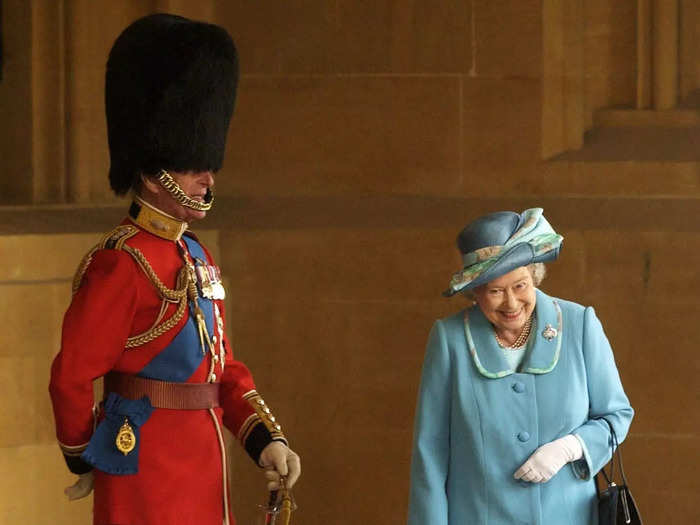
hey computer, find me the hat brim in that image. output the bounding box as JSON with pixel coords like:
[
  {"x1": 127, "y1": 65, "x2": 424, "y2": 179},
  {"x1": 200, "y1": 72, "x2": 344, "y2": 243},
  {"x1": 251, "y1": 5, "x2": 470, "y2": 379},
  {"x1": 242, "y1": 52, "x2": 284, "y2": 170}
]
[{"x1": 443, "y1": 241, "x2": 561, "y2": 297}]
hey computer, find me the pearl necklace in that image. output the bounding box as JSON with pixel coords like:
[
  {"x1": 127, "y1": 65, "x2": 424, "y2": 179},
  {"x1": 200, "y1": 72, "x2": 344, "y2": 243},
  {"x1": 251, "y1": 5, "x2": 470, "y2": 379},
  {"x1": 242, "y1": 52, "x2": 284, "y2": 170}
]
[{"x1": 494, "y1": 313, "x2": 534, "y2": 349}]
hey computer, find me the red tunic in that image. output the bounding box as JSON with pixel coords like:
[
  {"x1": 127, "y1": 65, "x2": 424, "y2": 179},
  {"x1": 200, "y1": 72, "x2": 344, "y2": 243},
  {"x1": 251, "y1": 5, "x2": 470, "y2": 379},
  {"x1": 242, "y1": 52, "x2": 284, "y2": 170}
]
[{"x1": 49, "y1": 214, "x2": 284, "y2": 525}]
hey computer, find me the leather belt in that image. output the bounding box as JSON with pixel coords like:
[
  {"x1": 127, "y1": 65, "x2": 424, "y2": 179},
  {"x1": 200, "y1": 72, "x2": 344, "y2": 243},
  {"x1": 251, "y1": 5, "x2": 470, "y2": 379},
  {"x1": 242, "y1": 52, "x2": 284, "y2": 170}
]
[{"x1": 105, "y1": 372, "x2": 220, "y2": 410}]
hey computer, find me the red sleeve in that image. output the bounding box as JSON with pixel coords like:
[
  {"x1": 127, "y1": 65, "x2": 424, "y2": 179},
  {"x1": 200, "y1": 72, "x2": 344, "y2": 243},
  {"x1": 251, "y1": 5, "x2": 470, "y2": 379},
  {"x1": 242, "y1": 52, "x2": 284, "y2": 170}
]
[
  {"x1": 49, "y1": 250, "x2": 139, "y2": 468},
  {"x1": 187, "y1": 236, "x2": 287, "y2": 462}
]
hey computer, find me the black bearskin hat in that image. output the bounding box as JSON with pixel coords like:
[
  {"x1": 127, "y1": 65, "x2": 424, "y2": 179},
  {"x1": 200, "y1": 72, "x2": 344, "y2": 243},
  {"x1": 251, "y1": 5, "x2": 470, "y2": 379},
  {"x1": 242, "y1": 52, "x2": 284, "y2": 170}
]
[{"x1": 106, "y1": 13, "x2": 238, "y2": 195}]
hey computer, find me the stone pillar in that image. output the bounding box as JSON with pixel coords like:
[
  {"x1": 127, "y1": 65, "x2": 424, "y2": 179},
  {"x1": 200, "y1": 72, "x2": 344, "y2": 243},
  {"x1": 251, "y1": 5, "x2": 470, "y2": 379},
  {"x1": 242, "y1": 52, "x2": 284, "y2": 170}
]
[
  {"x1": 31, "y1": 0, "x2": 68, "y2": 203},
  {"x1": 652, "y1": 0, "x2": 679, "y2": 109},
  {"x1": 0, "y1": 0, "x2": 33, "y2": 204},
  {"x1": 541, "y1": 0, "x2": 585, "y2": 158},
  {"x1": 636, "y1": 0, "x2": 652, "y2": 109}
]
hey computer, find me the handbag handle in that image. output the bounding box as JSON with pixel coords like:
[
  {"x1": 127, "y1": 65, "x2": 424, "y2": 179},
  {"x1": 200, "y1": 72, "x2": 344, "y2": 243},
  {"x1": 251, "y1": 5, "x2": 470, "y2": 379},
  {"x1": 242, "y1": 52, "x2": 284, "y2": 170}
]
[{"x1": 596, "y1": 417, "x2": 629, "y2": 488}]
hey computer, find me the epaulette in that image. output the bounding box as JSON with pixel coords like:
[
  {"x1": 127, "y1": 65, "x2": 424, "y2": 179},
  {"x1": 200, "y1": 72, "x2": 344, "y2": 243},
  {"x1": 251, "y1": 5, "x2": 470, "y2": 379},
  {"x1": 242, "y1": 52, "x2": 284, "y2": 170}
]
[
  {"x1": 71, "y1": 225, "x2": 139, "y2": 295},
  {"x1": 98, "y1": 224, "x2": 139, "y2": 250}
]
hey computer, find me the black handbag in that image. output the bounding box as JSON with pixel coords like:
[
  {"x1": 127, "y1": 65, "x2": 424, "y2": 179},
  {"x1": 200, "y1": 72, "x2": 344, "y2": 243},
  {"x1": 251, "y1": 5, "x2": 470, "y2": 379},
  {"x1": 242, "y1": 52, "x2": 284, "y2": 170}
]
[{"x1": 595, "y1": 418, "x2": 643, "y2": 525}]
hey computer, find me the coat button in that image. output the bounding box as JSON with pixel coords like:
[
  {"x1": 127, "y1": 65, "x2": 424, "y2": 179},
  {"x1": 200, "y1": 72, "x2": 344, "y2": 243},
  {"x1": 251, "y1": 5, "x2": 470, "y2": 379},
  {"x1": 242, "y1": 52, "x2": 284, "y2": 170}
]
[
  {"x1": 517, "y1": 431, "x2": 530, "y2": 442},
  {"x1": 512, "y1": 381, "x2": 525, "y2": 393}
]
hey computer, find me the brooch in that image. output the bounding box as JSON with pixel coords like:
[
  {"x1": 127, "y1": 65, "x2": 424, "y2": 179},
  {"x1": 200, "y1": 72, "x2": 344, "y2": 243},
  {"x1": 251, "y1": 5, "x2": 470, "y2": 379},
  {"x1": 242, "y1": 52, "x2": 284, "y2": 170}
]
[
  {"x1": 542, "y1": 324, "x2": 558, "y2": 341},
  {"x1": 116, "y1": 417, "x2": 136, "y2": 456}
]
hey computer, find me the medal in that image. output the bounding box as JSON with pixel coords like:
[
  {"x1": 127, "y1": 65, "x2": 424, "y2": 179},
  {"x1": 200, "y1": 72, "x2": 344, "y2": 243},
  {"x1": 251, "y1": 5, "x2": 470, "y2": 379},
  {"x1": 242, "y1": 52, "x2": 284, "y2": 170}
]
[
  {"x1": 194, "y1": 259, "x2": 226, "y2": 300},
  {"x1": 116, "y1": 417, "x2": 136, "y2": 455}
]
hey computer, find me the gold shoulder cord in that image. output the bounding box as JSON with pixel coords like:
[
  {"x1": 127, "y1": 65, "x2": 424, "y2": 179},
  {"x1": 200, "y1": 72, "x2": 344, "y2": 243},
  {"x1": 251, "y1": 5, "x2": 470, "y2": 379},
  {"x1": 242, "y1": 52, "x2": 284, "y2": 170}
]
[
  {"x1": 72, "y1": 247, "x2": 98, "y2": 295},
  {"x1": 71, "y1": 225, "x2": 192, "y2": 350}
]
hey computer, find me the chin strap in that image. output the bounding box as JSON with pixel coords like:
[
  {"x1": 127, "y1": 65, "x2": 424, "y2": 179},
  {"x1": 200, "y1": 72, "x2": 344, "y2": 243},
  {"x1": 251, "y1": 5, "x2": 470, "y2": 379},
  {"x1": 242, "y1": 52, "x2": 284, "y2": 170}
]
[{"x1": 156, "y1": 169, "x2": 214, "y2": 211}]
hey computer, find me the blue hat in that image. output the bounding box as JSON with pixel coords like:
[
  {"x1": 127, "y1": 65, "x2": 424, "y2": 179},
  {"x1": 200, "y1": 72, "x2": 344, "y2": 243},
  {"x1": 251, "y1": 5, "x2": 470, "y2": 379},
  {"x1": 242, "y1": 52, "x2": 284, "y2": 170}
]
[{"x1": 443, "y1": 208, "x2": 563, "y2": 297}]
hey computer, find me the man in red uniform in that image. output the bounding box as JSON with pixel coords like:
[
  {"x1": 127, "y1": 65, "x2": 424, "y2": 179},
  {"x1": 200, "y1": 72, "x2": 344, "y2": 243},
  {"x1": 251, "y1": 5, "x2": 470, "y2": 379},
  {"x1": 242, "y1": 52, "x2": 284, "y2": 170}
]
[{"x1": 49, "y1": 13, "x2": 300, "y2": 525}]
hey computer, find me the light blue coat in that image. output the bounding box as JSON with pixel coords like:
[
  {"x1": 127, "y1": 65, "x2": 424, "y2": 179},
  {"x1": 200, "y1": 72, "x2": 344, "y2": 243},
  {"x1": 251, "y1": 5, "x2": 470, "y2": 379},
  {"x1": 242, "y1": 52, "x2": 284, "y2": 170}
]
[{"x1": 408, "y1": 289, "x2": 633, "y2": 525}]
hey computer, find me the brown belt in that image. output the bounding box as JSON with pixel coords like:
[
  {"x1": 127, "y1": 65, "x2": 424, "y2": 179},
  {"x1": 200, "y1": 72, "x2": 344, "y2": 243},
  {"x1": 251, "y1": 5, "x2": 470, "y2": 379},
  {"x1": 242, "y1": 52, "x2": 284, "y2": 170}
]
[{"x1": 104, "y1": 372, "x2": 220, "y2": 410}]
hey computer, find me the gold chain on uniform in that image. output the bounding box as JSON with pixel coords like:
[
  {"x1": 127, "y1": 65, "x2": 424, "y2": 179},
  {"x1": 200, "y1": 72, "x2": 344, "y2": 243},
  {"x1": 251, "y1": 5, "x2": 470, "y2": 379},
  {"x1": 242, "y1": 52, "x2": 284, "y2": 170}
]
[{"x1": 122, "y1": 245, "x2": 190, "y2": 349}]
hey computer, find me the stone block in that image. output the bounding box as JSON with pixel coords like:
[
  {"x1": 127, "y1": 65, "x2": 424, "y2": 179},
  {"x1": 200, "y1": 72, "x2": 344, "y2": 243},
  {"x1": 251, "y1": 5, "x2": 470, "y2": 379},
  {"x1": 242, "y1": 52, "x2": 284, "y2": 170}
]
[
  {"x1": 0, "y1": 444, "x2": 92, "y2": 524},
  {"x1": 216, "y1": 2, "x2": 335, "y2": 74},
  {"x1": 218, "y1": 1, "x2": 471, "y2": 75},
  {"x1": 0, "y1": 358, "x2": 36, "y2": 448},
  {"x1": 539, "y1": 229, "x2": 587, "y2": 302},
  {"x1": 334, "y1": 0, "x2": 472, "y2": 73},
  {"x1": 642, "y1": 232, "x2": 700, "y2": 304},
  {"x1": 540, "y1": 161, "x2": 700, "y2": 197},
  {"x1": 0, "y1": 282, "x2": 70, "y2": 359},
  {"x1": 309, "y1": 430, "x2": 410, "y2": 524},
  {"x1": 583, "y1": 0, "x2": 636, "y2": 110},
  {"x1": 226, "y1": 299, "x2": 437, "y2": 525},
  {"x1": 222, "y1": 76, "x2": 461, "y2": 196},
  {"x1": 579, "y1": 230, "x2": 650, "y2": 304},
  {"x1": 219, "y1": 227, "x2": 458, "y2": 304},
  {"x1": 460, "y1": 78, "x2": 542, "y2": 194},
  {"x1": 619, "y1": 434, "x2": 699, "y2": 523},
  {"x1": 0, "y1": 356, "x2": 64, "y2": 447},
  {"x1": 474, "y1": 0, "x2": 541, "y2": 78},
  {"x1": 0, "y1": 233, "x2": 98, "y2": 281},
  {"x1": 581, "y1": 230, "x2": 700, "y2": 306},
  {"x1": 588, "y1": 302, "x2": 699, "y2": 436}
]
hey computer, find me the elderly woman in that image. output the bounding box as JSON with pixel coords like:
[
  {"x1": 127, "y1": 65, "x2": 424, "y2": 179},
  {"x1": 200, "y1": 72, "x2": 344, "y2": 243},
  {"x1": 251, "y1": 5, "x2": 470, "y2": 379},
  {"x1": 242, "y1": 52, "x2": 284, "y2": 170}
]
[{"x1": 408, "y1": 208, "x2": 633, "y2": 525}]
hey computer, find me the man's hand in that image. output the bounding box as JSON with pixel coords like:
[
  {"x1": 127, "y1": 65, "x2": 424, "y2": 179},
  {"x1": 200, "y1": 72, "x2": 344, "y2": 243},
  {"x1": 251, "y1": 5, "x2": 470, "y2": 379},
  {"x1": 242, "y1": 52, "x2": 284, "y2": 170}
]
[
  {"x1": 65, "y1": 471, "x2": 94, "y2": 500},
  {"x1": 513, "y1": 434, "x2": 583, "y2": 483},
  {"x1": 259, "y1": 442, "x2": 301, "y2": 491}
]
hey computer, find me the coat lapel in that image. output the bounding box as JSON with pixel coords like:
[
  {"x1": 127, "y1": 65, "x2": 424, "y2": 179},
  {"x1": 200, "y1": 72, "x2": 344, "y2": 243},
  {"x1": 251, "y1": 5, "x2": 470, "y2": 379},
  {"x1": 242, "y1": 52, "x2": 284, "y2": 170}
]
[
  {"x1": 463, "y1": 306, "x2": 513, "y2": 379},
  {"x1": 521, "y1": 289, "x2": 562, "y2": 374},
  {"x1": 464, "y1": 288, "x2": 562, "y2": 379}
]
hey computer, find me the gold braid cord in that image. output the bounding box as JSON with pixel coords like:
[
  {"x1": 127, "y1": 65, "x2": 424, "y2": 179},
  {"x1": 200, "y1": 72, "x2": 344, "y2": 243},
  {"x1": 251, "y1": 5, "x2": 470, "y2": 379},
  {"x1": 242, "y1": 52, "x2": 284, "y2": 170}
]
[
  {"x1": 72, "y1": 247, "x2": 98, "y2": 295},
  {"x1": 71, "y1": 225, "x2": 192, "y2": 350},
  {"x1": 122, "y1": 246, "x2": 190, "y2": 349}
]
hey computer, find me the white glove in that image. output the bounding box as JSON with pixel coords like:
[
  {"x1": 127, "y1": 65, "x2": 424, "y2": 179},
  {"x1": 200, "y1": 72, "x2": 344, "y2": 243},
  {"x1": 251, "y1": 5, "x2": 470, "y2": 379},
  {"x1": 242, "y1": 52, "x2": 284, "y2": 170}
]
[
  {"x1": 259, "y1": 441, "x2": 301, "y2": 491},
  {"x1": 514, "y1": 434, "x2": 583, "y2": 483},
  {"x1": 64, "y1": 471, "x2": 94, "y2": 500}
]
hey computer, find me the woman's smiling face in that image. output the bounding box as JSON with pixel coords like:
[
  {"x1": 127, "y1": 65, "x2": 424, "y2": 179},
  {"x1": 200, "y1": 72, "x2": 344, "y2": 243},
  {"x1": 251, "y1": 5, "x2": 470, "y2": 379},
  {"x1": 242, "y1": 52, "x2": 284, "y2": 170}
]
[{"x1": 473, "y1": 266, "x2": 537, "y2": 335}]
